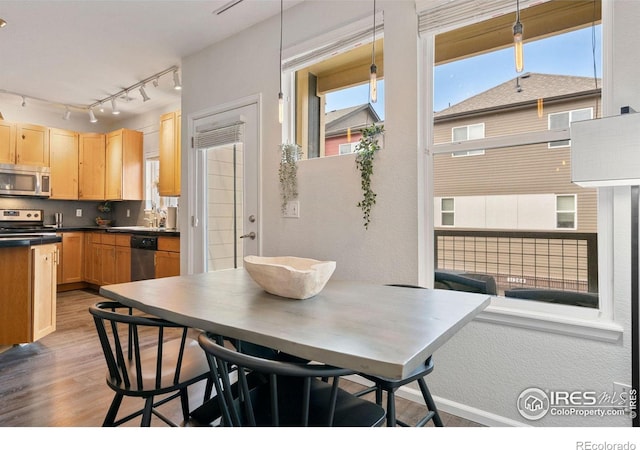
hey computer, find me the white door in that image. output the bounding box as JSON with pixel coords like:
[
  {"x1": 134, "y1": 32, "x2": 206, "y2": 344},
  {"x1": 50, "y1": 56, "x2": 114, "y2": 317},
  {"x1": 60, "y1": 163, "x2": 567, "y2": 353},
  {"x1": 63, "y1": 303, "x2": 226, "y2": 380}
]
[{"x1": 191, "y1": 102, "x2": 260, "y2": 273}]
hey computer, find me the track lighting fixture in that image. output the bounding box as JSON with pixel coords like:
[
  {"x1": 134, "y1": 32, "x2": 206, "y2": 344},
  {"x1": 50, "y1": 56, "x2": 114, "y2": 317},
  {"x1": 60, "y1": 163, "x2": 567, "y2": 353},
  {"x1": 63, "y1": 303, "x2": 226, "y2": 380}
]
[
  {"x1": 0, "y1": 18, "x2": 7, "y2": 28},
  {"x1": 369, "y1": 0, "x2": 378, "y2": 104},
  {"x1": 88, "y1": 108, "x2": 98, "y2": 123},
  {"x1": 139, "y1": 85, "x2": 150, "y2": 102},
  {"x1": 63, "y1": 107, "x2": 71, "y2": 120},
  {"x1": 173, "y1": 70, "x2": 182, "y2": 90},
  {"x1": 21, "y1": 96, "x2": 26, "y2": 107},
  {"x1": 0, "y1": 112, "x2": 4, "y2": 120},
  {"x1": 153, "y1": 77, "x2": 159, "y2": 87},
  {"x1": 111, "y1": 98, "x2": 120, "y2": 115}
]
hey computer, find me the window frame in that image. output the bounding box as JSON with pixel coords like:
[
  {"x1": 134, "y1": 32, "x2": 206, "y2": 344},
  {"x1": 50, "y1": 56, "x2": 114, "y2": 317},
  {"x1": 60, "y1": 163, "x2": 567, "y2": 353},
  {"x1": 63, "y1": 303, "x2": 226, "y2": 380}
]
[
  {"x1": 419, "y1": 1, "x2": 621, "y2": 343},
  {"x1": 548, "y1": 107, "x2": 594, "y2": 148},
  {"x1": 441, "y1": 197, "x2": 455, "y2": 226},
  {"x1": 556, "y1": 194, "x2": 577, "y2": 230}
]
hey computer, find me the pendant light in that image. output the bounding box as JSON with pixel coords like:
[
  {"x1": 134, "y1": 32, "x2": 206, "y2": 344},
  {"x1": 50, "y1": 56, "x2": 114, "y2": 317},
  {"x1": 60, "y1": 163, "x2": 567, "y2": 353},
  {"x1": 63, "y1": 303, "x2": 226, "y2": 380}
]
[
  {"x1": 278, "y1": 0, "x2": 284, "y2": 124},
  {"x1": 513, "y1": 0, "x2": 524, "y2": 73},
  {"x1": 369, "y1": 0, "x2": 377, "y2": 104}
]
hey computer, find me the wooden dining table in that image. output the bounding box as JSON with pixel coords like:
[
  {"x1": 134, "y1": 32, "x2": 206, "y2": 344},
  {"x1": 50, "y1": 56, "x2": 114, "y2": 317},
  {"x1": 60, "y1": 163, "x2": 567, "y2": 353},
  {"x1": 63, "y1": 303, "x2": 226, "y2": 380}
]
[{"x1": 99, "y1": 268, "x2": 490, "y2": 380}]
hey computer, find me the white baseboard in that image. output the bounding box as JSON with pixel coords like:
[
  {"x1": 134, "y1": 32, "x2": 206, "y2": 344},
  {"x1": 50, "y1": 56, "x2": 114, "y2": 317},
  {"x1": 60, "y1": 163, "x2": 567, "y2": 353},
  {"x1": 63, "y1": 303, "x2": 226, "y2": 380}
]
[{"x1": 345, "y1": 374, "x2": 529, "y2": 428}]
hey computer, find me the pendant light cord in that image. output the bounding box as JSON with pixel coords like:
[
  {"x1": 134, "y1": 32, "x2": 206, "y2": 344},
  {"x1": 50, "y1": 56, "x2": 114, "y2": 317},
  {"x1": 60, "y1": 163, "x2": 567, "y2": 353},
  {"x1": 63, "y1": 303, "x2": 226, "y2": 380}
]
[{"x1": 371, "y1": 0, "x2": 376, "y2": 66}]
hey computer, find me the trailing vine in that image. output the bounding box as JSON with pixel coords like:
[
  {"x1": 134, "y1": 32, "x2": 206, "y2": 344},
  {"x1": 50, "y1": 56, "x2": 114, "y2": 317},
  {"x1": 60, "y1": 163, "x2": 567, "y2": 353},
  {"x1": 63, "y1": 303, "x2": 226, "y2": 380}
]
[
  {"x1": 355, "y1": 124, "x2": 384, "y2": 229},
  {"x1": 279, "y1": 143, "x2": 302, "y2": 214}
]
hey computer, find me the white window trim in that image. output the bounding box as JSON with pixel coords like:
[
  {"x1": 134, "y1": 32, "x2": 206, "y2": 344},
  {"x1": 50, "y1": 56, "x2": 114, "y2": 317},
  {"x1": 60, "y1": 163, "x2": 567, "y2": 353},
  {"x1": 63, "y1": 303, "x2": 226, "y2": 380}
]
[
  {"x1": 556, "y1": 193, "x2": 577, "y2": 230},
  {"x1": 441, "y1": 197, "x2": 455, "y2": 226},
  {"x1": 548, "y1": 107, "x2": 594, "y2": 148},
  {"x1": 419, "y1": 1, "x2": 620, "y2": 344}
]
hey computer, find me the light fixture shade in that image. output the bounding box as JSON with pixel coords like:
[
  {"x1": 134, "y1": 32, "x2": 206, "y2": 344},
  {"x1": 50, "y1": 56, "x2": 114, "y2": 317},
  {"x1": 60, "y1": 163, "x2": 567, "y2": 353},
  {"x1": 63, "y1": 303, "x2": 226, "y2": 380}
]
[
  {"x1": 571, "y1": 113, "x2": 640, "y2": 187},
  {"x1": 513, "y1": 21, "x2": 524, "y2": 73},
  {"x1": 139, "y1": 85, "x2": 150, "y2": 102},
  {"x1": 111, "y1": 98, "x2": 120, "y2": 115},
  {"x1": 88, "y1": 108, "x2": 98, "y2": 123},
  {"x1": 173, "y1": 71, "x2": 182, "y2": 90},
  {"x1": 369, "y1": 64, "x2": 378, "y2": 103},
  {"x1": 278, "y1": 92, "x2": 284, "y2": 124}
]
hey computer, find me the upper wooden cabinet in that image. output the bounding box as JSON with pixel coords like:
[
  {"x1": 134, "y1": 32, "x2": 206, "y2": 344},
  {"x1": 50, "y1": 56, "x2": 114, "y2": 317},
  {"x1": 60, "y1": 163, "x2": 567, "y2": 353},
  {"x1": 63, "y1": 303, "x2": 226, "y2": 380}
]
[
  {"x1": 0, "y1": 120, "x2": 17, "y2": 164},
  {"x1": 16, "y1": 123, "x2": 50, "y2": 166},
  {"x1": 106, "y1": 128, "x2": 143, "y2": 201},
  {"x1": 49, "y1": 128, "x2": 79, "y2": 200},
  {"x1": 0, "y1": 121, "x2": 49, "y2": 166},
  {"x1": 158, "y1": 110, "x2": 181, "y2": 197},
  {"x1": 78, "y1": 133, "x2": 106, "y2": 200}
]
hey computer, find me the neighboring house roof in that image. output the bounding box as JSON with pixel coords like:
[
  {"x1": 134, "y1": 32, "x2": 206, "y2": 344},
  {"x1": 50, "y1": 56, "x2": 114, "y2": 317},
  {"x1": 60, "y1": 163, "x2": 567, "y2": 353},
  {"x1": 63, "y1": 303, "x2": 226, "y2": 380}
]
[
  {"x1": 435, "y1": 72, "x2": 601, "y2": 119},
  {"x1": 325, "y1": 103, "x2": 381, "y2": 137}
]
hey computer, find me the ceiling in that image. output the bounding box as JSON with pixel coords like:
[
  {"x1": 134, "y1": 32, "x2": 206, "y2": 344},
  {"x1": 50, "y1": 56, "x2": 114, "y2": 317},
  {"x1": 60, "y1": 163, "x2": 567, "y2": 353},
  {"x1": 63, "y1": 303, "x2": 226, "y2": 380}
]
[{"x1": 0, "y1": 0, "x2": 303, "y2": 123}]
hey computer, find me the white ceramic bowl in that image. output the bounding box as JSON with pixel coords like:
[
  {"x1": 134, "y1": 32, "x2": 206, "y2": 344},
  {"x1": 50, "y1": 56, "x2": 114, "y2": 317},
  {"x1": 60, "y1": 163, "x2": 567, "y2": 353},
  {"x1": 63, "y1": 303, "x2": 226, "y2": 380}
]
[{"x1": 243, "y1": 256, "x2": 336, "y2": 300}]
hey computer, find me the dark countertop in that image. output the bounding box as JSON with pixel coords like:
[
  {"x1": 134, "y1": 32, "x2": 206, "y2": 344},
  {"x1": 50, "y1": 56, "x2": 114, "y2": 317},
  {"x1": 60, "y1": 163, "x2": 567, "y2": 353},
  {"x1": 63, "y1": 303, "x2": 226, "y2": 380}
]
[
  {"x1": 0, "y1": 235, "x2": 61, "y2": 248},
  {"x1": 52, "y1": 226, "x2": 180, "y2": 237}
]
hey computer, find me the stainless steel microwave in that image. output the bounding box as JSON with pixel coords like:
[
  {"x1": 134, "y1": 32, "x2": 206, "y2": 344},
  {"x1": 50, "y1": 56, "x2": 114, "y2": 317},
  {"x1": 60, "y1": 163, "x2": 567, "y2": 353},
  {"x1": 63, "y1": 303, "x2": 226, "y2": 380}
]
[{"x1": 0, "y1": 164, "x2": 51, "y2": 197}]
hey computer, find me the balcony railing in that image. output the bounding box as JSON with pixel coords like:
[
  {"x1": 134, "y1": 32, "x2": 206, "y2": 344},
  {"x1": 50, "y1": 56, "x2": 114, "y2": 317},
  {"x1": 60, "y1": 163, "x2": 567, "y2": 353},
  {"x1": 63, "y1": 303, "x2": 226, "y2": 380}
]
[{"x1": 434, "y1": 229, "x2": 598, "y2": 295}]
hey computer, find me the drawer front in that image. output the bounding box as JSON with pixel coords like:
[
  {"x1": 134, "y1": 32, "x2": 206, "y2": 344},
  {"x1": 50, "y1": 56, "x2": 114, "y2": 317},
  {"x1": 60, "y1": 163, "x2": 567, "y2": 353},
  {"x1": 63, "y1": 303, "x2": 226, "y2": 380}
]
[
  {"x1": 158, "y1": 236, "x2": 180, "y2": 252},
  {"x1": 115, "y1": 234, "x2": 131, "y2": 247}
]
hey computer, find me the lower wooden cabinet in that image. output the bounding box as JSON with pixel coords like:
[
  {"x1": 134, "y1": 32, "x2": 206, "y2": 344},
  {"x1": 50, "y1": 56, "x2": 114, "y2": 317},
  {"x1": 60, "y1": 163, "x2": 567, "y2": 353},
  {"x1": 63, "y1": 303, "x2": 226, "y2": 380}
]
[
  {"x1": 57, "y1": 232, "x2": 84, "y2": 285},
  {"x1": 84, "y1": 232, "x2": 131, "y2": 286},
  {"x1": 0, "y1": 244, "x2": 57, "y2": 344},
  {"x1": 155, "y1": 236, "x2": 180, "y2": 278}
]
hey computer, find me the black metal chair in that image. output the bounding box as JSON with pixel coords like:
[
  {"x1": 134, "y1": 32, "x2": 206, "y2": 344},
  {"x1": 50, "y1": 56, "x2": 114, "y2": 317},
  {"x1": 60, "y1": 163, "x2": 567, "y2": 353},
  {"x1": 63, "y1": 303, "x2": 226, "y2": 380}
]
[
  {"x1": 355, "y1": 284, "x2": 443, "y2": 427},
  {"x1": 197, "y1": 332, "x2": 386, "y2": 427},
  {"x1": 90, "y1": 301, "x2": 213, "y2": 426}
]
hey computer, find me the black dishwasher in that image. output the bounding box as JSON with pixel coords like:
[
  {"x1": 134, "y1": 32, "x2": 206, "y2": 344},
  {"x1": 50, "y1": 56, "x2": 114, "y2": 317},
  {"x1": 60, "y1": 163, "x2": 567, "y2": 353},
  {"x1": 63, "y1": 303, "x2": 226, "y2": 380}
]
[{"x1": 130, "y1": 235, "x2": 158, "y2": 281}]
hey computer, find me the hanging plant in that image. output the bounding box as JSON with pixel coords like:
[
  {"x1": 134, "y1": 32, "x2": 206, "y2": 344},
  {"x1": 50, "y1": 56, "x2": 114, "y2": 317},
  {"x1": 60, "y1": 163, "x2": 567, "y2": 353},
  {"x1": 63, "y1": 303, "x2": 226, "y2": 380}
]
[
  {"x1": 279, "y1": 143, "x2": 302, "y2": 214},
  {"x1": 355, "y1": 124, "x2": 384, "y2": 230}
]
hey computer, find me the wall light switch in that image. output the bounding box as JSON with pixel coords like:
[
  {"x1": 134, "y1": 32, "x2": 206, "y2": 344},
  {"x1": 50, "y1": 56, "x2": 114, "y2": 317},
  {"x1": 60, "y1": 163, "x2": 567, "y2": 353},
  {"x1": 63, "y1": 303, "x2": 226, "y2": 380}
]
[
  {"x1": 76, "y1": 209, "x2": 82, "y2": 217},
  {"x1": 283, "y1": 201, "x2": 300, "y2": 218}
]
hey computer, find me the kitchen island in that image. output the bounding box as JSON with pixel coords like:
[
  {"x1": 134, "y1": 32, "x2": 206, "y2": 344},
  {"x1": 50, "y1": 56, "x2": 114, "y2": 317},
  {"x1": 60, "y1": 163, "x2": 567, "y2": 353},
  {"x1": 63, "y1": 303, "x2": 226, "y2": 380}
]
[{"x1": 0, "y1": 235, "x2": 60, "y2": 347}]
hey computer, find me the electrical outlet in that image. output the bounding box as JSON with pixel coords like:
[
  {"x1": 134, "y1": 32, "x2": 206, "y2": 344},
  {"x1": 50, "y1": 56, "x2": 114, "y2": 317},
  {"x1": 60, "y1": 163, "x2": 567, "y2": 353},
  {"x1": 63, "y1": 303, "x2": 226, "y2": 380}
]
[
  {"x1": 126, "y1": 209, "x2": 130, "y2": 218},
  {"x1": 75, "y1": 209, "x2": 82, "y2": 217},
  {"x1": 283, "y1": 201, "x2": 299, "y2": 218}
]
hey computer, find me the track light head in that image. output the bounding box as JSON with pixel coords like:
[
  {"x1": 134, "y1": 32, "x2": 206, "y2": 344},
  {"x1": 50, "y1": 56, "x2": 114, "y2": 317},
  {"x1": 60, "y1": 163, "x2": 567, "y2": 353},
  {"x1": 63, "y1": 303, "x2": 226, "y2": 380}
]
[
  {"x1": 173, "y1": 71, "x2": 182, "y2": 90},
  {"x1": 21, "y1": 96, "x2": 26, "y2": 107},
  {"x1": 111, "y1": 98, "x2": 120, "y2": 115},
  {"x1": 0, "y1": 18, "x2": 7, "y2": 28},
  {"x1": 63, "y1": 107, "x2": 71, "y2": 120},
  {"x1": 88, "y1": 108, "x2": 98, "y2": 123},
  {"x1": 153, "y1": 77, "x2": 159, "y2": 88},
  {"x1": 139, "y1": 85, "x2": 150, "y2": 102}
]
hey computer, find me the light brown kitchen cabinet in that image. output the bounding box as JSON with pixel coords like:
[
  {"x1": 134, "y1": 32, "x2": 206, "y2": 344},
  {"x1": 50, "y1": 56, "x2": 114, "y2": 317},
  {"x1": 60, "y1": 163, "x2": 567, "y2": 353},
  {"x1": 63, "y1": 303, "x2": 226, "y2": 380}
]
[
  {"x1": 115, "y1": 234, "x2": 131, "y2": 284},
  {"x1": 58, "y1": 232, "x2": 84, "y2": 284},
  {"x1": 83, "y1": 232, "x2": 130, "y2": 285},
  {"x1": 106, "y1": 128, "x2": 143, "y2": 201},
  {"x1": 49, "y1": 128, "x2": 79, "y2": 199},
  {"x1": 79, "y1": 133, "x2": 106, "y2": 200},
  {"x1": 16, "y1": 123, "x2": 50, "y2": 166},
  {"x1": 155, "y1": 236, "x2": 180, "y2": 278},
  {"x1": 0, "y1": 243, "x2": 57, "y2": 345},
  {"x1": 158, "y1": 110, "x2": 181, "y2": 197},
  {"x1": 0, "y1": 120, "x2": 17, "y2": 164}
]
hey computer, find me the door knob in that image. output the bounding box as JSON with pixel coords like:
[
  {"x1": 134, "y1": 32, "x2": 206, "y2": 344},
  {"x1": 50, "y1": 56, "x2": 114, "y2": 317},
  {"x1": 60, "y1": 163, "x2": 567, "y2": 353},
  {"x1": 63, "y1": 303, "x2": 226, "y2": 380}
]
[{"x1": 240, "y1": 232, "x2": 256, "y2": 240}]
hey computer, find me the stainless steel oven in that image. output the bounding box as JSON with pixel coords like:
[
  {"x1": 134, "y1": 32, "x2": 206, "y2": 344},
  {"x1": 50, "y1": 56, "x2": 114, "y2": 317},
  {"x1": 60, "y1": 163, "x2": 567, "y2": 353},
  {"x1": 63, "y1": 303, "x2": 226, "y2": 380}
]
[
  {"x1": 130, "y1": 235, "x2": 158, "y2": 281},
  {"x1": 0, "y1": 164, "x2": 51, "y2": 197}
]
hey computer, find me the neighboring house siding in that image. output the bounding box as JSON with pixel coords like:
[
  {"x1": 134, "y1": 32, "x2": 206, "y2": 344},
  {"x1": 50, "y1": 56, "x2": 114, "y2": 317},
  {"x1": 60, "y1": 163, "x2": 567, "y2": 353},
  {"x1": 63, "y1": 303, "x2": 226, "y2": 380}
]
[
  {"x1": 325, "y1": 132, "x2": 362, "y2": 157},
  {"x1": 433, "y1": 96, "x2": 598, "y2": 233}
]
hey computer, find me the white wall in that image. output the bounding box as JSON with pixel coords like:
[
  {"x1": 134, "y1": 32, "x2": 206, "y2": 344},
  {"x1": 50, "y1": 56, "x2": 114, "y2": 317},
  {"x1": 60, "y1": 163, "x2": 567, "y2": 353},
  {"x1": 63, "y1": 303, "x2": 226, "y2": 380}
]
[{"x1": 180, "y1": 0, "x2": 634, "y2": 426}]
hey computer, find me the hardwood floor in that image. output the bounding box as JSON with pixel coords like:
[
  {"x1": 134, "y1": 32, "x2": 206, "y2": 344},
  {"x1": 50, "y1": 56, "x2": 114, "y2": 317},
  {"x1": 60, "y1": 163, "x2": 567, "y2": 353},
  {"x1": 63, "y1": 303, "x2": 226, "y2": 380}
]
[{"x1": 0, "y1": 289, "x2": 481, "y2": 427}]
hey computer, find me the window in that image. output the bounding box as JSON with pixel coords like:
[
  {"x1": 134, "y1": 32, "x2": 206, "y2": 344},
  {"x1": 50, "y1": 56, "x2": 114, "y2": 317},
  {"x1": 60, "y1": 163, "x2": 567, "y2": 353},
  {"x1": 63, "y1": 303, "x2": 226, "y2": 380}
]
[
  {"x1": 548, "y1": 108, "x2": 593, "y2": 148},
  {"x1": 556, "y1": 194, "x2": 577, "y2": 229},
  {"x1": 144, "y1": 157, "x2": 178, "y2": 212},
  {"x1": 452, "y1": 123, "x2": 484, "y2": 142},
  {"x1": 427, "y1": 0, "x2": 602, "y2": 316},
  {"x1": 286, "y1": 29, "x2": 384, "y2": 159},
  {"x1": 339, "y1": 142, "x2": 358, "y2": 155},
  {"x1": 441, "y1": 198, "x2": 454, "y2": 226}
]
